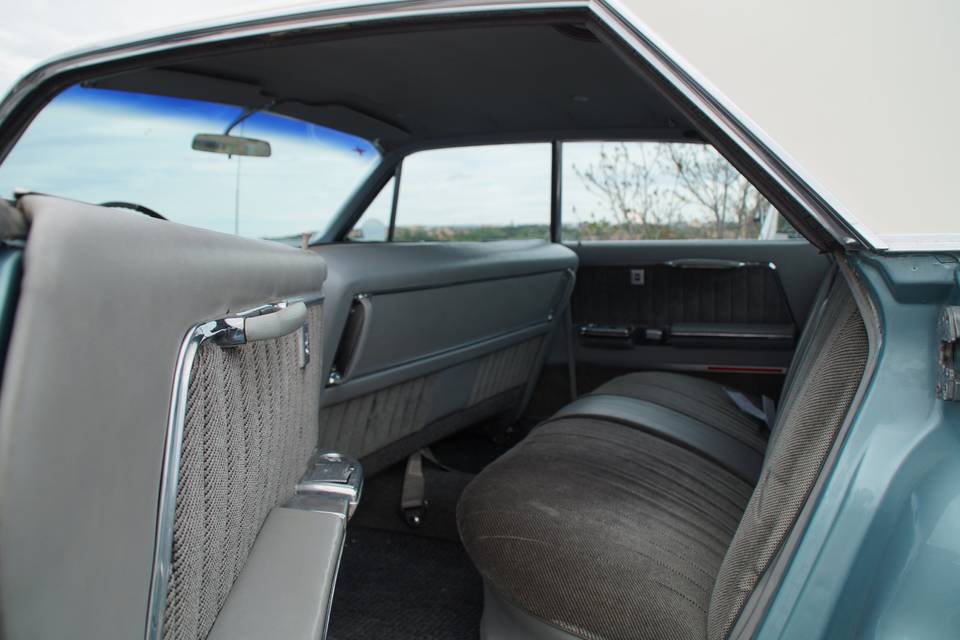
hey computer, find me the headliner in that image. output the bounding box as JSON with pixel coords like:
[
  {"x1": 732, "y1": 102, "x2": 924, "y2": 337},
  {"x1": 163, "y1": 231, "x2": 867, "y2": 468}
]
[{"x1": 88, "y1": 21, "x2": 697, "y2": 150}]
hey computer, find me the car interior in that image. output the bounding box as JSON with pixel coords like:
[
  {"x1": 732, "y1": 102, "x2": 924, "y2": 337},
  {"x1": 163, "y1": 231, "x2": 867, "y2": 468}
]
[{"x1": 0, "y1": 7, "x2": 874, "y2": 640}]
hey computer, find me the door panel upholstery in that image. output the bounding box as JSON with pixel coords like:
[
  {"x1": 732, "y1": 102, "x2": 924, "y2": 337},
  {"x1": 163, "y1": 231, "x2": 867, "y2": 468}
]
[
  {"x1": 571, "y1": 241, "x2": 827, "y2": 323},
  {"x1": 314, "y1": 241, "x2": 577, "y2": 472},
  {"x1": 340, "y1": 273, "x2": 560, "y2": 380},
  {"x1": 567, "y1": 241, "x2": 827, "y2": 374},
  {"x1": 573, "y1": 262, "x2": 792, "y2": 327},
  {"x1": 0, "y1": 196, "x2": 328, "y2": 639},
  {"x1": 318, "y1": 336, "x2": 542, "y2": 470}
]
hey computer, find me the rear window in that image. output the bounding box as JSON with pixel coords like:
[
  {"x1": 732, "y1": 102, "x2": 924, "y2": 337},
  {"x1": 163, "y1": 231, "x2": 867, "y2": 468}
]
[{"x1": 0, "y1": 85, "x2": 381, "y2": 244}]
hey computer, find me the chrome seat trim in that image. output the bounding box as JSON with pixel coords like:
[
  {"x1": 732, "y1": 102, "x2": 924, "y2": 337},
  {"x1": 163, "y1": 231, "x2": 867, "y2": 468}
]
[
  {"x1": 291, "y1": 451, "x2": 364, "y2": 519},
  {"x1": 145, "y1": 294, "x2": 323, "y2": 640}
]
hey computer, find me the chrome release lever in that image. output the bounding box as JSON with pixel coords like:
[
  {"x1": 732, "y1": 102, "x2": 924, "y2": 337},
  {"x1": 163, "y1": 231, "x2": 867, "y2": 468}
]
[{"x1": 211, "y1": 301, "x2": 308, "y2": 348}]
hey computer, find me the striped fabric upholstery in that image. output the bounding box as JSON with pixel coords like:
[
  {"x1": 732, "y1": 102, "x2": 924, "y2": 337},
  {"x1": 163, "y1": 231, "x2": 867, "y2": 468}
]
[
  {"x1": 572, "y1": 264, "x2": 792, "y2": 327},
  {"x1": 708, "y1": 277, "x2": 868, "y2": 639},
  {"x1": 459, "y1": 268, "x2": 870, "y2": 640},
  {"x1": 459, "y1": 418, "x2": 752, "y2": 639},
  {"x1": 162, "y1": 305, "x2": 323, "y2": 640},
  {"x1": 318, "y1": 337, "x2": 543, "y2": 460}
]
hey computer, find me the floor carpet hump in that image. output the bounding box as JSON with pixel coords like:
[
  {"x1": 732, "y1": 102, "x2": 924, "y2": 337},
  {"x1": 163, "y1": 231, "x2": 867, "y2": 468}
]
[{"x1": 327, "y1": 527, "x2": 483, "y2": 640}]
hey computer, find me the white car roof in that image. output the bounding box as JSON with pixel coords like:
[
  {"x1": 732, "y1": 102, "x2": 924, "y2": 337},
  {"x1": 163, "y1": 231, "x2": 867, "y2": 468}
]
[
  {"x1": 621, "y1": 0, "x2": 959, "y2": 251},
  {"x1": 3, "y1": 0, "x2": 956, "y2": 251}
]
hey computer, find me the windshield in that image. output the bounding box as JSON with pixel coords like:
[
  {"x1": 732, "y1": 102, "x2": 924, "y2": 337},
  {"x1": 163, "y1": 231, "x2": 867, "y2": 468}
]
[{"x1": 0, "y1": 85, "x2": 381, "y2": 243}]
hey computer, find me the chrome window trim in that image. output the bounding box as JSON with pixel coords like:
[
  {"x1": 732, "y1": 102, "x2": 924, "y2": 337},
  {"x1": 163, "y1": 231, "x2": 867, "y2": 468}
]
[
  {"x1": 145, "y1": 295, "x2": 323, "y2": 640},
  {"x1": 145, "y1": 322, "x2": 205, "y2": 640},
  {"x1": 0, "y1": 0, "x2": 926, "y2": 252}
]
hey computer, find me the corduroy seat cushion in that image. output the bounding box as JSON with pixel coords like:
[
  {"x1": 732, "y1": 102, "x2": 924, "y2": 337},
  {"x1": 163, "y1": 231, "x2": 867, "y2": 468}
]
[
  {"x1": 458, "y1": 266, "x2": 869, "y2": 640},
  {"x1": 457, "y1": 418, "x2": 753, "y2": 640}
]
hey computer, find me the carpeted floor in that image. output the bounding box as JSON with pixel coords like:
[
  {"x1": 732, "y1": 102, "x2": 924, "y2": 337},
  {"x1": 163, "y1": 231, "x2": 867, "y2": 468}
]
[
  {"x1": 327, "y1": 526, "x2": 483, "y2": 640},
  {"x1": 327, "y1": 453, "x2": 485, "y2": 639}
]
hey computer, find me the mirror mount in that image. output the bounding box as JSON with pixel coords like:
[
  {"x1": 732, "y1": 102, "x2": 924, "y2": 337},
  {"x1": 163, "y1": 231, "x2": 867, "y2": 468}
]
[{"x1": 223, "y1": 99, "x2": 275, "y2": 136}]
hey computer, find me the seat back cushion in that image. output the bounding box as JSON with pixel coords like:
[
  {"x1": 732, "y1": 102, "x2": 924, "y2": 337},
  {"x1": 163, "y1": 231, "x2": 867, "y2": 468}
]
[
  {"x1": 164, "y1": 304, "x2": 324, "y2": 640},
  {"x1": 707, "y1": 273, "x2": 868, "y2": 639}
]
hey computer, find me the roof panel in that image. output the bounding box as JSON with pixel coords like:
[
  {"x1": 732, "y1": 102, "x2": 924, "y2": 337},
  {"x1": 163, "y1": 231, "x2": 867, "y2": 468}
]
[
  {"x1": 91, "y1": 21, "x2": 698, "y2": 148},
  {"x1": 621, "y1": 0, "x2": 960, "y2": 249}
]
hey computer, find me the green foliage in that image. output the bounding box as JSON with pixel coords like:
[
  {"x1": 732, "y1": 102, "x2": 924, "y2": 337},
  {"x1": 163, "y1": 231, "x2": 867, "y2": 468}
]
[
  {"x1": 389, "y1": 219, "x2": 774, "y2": 243},
  {"x1": 563, "y1": 218, "x2": 761, "y2": 241},
  {"x1": 393, "y1": 224, "x2": 550, "y2": 242}
]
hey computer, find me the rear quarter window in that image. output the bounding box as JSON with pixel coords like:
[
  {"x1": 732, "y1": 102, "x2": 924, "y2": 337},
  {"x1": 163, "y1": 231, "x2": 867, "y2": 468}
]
[{"x1": 561, "y1": 141, "x2": 798, "y2": 241}]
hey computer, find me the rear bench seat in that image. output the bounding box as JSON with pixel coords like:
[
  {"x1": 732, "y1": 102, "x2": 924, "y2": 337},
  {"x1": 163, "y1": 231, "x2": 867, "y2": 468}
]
[{"x1": 457, "y1": 266, "x2": 869, "y2": 640}]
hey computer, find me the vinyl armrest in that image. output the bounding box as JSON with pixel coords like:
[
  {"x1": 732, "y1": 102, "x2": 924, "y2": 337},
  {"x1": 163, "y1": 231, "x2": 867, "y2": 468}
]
[
  {"x1": 207, "y1": 507, "x2": 346, "y2": 640},
  {"x1": 667, "y1": 323, "x2": 795, "y2": 349}
]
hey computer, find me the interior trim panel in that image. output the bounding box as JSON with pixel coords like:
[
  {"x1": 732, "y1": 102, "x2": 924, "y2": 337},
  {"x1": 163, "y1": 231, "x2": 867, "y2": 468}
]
[
  {"x1": 315, "y1": 240, "x2": 577, "y2": 407},
  {"x1": 313, "y1": 240, "x2": 578, "y2": 470}
]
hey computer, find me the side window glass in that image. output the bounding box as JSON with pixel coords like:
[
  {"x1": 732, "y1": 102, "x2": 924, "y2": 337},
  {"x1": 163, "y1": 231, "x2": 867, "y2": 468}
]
[
  {"x1": 561, "y1": 141, "x2": 797, "y2": 241},
  {"x1": 348, "y1": 177, "x2": 394, "y2": 242},
  {"x1": 392, "y1": 144, "x2": 550, "y2": 242}
]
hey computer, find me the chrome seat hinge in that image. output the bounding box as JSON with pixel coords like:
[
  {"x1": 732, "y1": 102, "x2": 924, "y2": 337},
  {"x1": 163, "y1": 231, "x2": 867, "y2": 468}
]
[{"x1": 286, "y1": 451, "x2": 363, "y2": 519}]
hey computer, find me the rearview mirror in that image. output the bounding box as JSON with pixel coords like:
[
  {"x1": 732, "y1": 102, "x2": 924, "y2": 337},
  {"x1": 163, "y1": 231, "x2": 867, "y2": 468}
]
[{"x1": 192, "y1": 133, "x2": 271, "y2": 157}]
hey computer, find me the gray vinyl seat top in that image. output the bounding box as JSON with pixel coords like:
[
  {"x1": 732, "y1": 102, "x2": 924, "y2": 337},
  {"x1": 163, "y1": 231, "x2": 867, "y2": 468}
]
[{"x1": 457, "y1": 265, "x2": 870, "y2": 640}]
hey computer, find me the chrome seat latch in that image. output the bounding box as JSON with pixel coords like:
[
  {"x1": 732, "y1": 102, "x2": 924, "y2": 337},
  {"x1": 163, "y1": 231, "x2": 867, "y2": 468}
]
[{"x1": 286, "y1": 451, "x2": 363, "y2": 519}]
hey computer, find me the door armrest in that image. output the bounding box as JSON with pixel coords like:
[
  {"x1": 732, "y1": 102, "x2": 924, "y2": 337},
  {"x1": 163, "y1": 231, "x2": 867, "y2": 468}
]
[{"x1": 667, "y1": 323, "x2": 795, "y2": 349}]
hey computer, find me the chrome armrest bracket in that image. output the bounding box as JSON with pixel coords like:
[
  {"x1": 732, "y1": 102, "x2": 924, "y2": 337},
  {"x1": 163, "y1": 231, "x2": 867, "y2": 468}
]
[
  {"x1": 207, "y1": 317, "x2": 246, "y2": 347},
  {"x1": 286, "y1": 451, "x2": 363, "y2": 519}
]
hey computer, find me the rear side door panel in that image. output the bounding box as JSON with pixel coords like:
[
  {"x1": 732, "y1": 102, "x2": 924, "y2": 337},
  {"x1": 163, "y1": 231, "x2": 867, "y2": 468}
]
[{"x1": 569, "y1": 240, "x2": 827, "y2": 376}]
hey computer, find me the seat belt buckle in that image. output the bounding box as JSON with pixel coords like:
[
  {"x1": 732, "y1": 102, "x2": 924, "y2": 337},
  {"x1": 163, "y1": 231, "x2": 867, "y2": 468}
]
[{"x1": 400, "y1": 451, "x2": 427, "y2": 528}]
